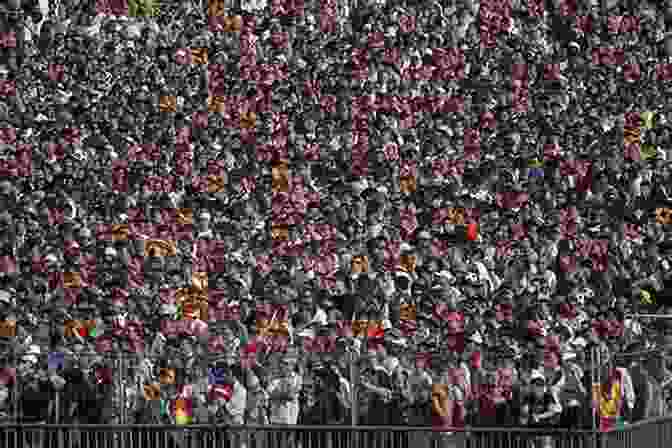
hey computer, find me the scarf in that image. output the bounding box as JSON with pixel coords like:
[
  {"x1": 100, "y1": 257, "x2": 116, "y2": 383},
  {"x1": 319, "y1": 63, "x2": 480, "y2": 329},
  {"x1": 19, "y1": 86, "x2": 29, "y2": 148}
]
[
  {"x1": 599, "y1": 370, "x2": 625, "y2": 431},
  {"x1": 600, "y1": 381, "x2": 621, "y2": 416}
]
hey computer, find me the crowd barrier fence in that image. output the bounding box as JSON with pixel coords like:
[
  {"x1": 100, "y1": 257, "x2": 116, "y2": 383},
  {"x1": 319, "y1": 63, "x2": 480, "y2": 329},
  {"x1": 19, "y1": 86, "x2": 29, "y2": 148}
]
[{"x1": 0, "y1": 421, "x2": 670, "y2": 448}]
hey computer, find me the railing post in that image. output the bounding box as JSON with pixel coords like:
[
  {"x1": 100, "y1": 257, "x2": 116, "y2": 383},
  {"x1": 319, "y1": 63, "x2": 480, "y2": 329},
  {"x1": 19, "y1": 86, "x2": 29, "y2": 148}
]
[
  {"x1": 350, "y1": 350, "x2": 357, "y2": 426},
  {"x1": 592, "y1": 345, "x2": 600, "y2": 448},
  {"x1": 120, "y1": 352, "x2": 127, "y2": 425}
]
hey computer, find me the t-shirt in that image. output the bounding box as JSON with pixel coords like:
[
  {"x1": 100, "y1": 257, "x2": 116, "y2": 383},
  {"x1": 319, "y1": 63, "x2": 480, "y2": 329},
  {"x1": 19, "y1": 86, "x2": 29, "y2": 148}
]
[
  {"x1": 523, "y1": 392, "x2": 562, "y2": 428},
  {"x1": 20, "y1": 379, "x2": 54, "y2": 423},
  {"x1": 332, "y1": 294, "x2": 359, "y2": 321}
]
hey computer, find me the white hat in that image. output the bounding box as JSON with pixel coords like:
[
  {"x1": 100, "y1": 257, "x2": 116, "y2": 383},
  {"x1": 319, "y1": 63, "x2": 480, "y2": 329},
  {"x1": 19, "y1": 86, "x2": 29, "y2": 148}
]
[
  {"x1": 25, "y1": 345, "x2": 41, "y2": 356},
  {"x1": 399, "y1": 242, "x2": 413, "y2": 253},
  {"x1": 21, "y1": 355, "x2": 38, "y2": 364},
  {"x1": 571, "y1": 337, "x2": 588, "y2": 348},
  {"x1": 0, "y1": 290, "x2": 10, "y2": 304},
  {"x1": 104, "y1": 247, "x2": 117, "y2": 257},
  {"x1": 530, "y1": 370, "x2": 546, "y2": 384}
]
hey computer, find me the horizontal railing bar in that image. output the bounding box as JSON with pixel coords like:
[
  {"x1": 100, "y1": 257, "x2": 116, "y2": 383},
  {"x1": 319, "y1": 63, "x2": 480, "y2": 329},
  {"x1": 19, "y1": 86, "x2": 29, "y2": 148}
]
[
  {"x1": 599, "y1": 416, "x2": 672, "y2": 432},
  {"x1": 0, "y1": 424, "x2": 598, "y2": 433}
]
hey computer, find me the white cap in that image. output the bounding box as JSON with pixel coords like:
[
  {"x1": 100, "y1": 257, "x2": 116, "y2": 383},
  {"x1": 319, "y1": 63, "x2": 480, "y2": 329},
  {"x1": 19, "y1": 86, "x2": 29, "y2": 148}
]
[
  {"x1": 105, "y1": 247, "x2": 117, "y2": 257},
  {"x1": 0, "y1": 291, "x2": 10, "y2": 303},
  {"x1": 530, "y1": 370, "x2": 546, "y2": 383},
  {"x1": 571, "y1": 337, "x2": 588, "y2": 348},
  {"x1": 25, "y1": 345, "x2": 41, "y2": 356}
]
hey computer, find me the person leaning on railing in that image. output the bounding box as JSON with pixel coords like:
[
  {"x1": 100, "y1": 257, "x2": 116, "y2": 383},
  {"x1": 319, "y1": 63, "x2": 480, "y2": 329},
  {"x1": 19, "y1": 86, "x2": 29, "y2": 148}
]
[
  {"x1": 519, "y1": 371, "x2": 563, "y2": 448},
  {"x1": 558, "y1": 351, "x2": 588, "y2": 429}
]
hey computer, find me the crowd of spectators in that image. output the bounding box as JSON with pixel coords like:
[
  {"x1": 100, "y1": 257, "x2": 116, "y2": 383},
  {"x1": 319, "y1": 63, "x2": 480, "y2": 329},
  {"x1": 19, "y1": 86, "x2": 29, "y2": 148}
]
[{"x1": 0, "y1": 0, "x2": 671, "y2": 446}]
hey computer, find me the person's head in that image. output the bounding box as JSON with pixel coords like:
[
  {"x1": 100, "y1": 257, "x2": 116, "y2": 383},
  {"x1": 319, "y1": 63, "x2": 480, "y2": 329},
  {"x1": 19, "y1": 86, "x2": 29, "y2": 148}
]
[
  {"x1": 246, "y1": 371, "x2": 263, "y2": 394},
  {"x1": 299, "y1": 286, "x2": 314, "y2": 310},
  {"x1": 198, "y1": 211, "x2": 212, "y2": 231},
  {"x1": 18, "y1": 349, "x2": 40, "y2": 380},
  {"x1": 332, "y1": 274, "x2": 348, "y2": 297},
  {"x1": 280, "y1": 347, "x2": 299, "y2": 372}
]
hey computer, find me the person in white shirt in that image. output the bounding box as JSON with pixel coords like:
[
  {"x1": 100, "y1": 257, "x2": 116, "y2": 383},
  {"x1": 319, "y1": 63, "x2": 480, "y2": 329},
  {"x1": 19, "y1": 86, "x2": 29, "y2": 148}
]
[
  {"x1": 266, "y1": 350, "x2": 302, "y2": 448},
  {"x1": 196, "y1": 211, "x2": 214, "y2": 239},
  {"x1": 267, "y1": 349, "x2": 302, "y2": 425},
  {"x1": 208, "y1": 363, "x2": 247, "y2": 448}
]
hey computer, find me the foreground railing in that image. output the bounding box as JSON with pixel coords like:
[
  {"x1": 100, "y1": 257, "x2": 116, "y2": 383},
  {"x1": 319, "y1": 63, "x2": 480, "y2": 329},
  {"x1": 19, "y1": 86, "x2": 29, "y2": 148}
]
[
  {"x1": 0, "y1": 420, "x2": 670, "y2": 448},
  {"x1": 0, "y1": 424, "x2": 600, "y2": 448},
  {"x1": 599, "y1": 416, "x2": 672, "y2": 448}
]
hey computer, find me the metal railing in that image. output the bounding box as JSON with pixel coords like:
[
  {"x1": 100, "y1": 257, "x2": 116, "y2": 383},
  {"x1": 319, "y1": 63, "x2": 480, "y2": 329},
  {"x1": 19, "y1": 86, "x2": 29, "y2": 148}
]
[
  {"x1": 599, "y1": 417, "x2": 672, "y2": 448},
  {"x1": 0, "y1": 424, "x2": 609, "y2": 448},
  {"x1": 0, "y1": 417, "x2": 671, "y2": 447}
]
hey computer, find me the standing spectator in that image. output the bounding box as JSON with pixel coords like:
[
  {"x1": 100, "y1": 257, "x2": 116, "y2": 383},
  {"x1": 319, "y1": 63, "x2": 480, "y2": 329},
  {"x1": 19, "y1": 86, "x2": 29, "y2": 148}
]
[
  {"x1": 359, "y1": 348, "x2": 395, "y2": 425},
  {"x1": 209, "y1": 361, "x2": 246, "y2": 448},
  {"x1": 244, "y1": 370, "x2": 268, "y2": 448},
  {"x1": 519, "y1": 371, "x2": 563, "y2": 448},
  {"x1": 17, "y1": 346, "x2": 63, "y2": 448},
  {"x1": 403, "y1": 352, "x2": 432, "y2": 448},
  {"x1": 267, "y1": 348, "x2": 302, "y2": 424},
  {"x1": 559, "y1": 352, "x2": 589, "y2": 429}
]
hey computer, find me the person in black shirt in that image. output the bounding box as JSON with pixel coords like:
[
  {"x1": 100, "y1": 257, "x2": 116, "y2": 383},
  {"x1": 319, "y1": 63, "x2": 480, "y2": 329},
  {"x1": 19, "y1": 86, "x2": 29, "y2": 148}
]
[
  {"x1": 18, "y1": 352, "x2": 64, "y2": 448},
  {"x1": 519, "y1": 373, "x2": 563, "y2": 448}
]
